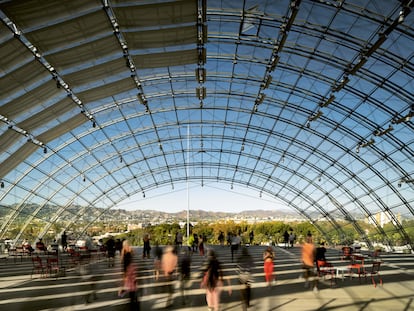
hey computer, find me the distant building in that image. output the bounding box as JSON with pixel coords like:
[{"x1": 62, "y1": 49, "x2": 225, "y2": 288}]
[
  {"x1": 127, "y1": 223, "x2": 141, "y2": 231},
  {"x1": 367, "y1": 211, "x2": 400, "y2": 228}
]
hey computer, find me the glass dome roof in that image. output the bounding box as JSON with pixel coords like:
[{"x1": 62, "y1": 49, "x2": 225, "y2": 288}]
[{"x1": 0, "y1": 0, "x2": 413, "y2": 249}]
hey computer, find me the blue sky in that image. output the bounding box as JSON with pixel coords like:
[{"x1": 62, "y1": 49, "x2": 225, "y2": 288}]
[{"x1": 115, "y1": 182, "x2": 290, "y2": 214}]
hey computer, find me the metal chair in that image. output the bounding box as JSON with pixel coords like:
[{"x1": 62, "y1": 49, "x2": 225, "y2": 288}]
[
  {"x1": 31, "y1": 256, "x2": 46, "y2": 278},
  {"x1": 369, "y1": 261, "x2": 383, "y2": 287},
  {"x1": 47, "y1": 257, "x2": 60, "y2": 279},
  {"x1": 317, "y1": 260, "x2": 336, "y2": 287},
  {"x1": 350, "y1": 255, "x2": 367, "y2": 283}
]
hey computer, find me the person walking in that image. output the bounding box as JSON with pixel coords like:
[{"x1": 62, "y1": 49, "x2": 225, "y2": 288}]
[
  {"x1": 106, "y1": 236, "x2": 116, "y2": 267},
  {"x1": 200, "y1": 249, "x2": 231, "y2": 311},
  {"x1": 230, "y1": 233, "x2": 241, "y2": 262},
  {"x1": 263, "y1": 246, "x2": 275, "y2": 288},
  {"x1": 142, "y1": 234, "x2": 151, "y2": 259},
  {"x1": 283, "y1": 231, "x2": 289, "y2": 249},
  {"x1": 61, "y1": 231, "x2": 68, "y2": 251},
  {"x1": 237, "y1": 247, "x2": 254, "y2": 310},
  {"x1": 153, "y1": 241, "x2": 163, "y2": 281},
  {"x1": 187, "y1": 233, "x2": 194, "y2": 254},
  {"x1": 199, "y1": 235, "x2": 205, "y2": 257},
  {"x1": 302, "y1": 233, "x2": 318, "y2": 292},
  {"x1": 249, "y1": 231, "x2": 254, "y2": 245},
  {"x1": 218, "y1": 231, "x2": 225, "y2": 247},
  {"x1": 79, "y1": 254, "x2": 98, "y2": 304},
  {"x1": 161, "y1": 245, "x2": 178, "y2": 308},
  {"x1": 121, "y1": 249, "x2": 139, "y2": 310},
  {"x1": 119, "y1": 239, "x2": 136, "y2": 296},
  {"x1": 192, "y1": 233, "x2": 199, "y2": 253},
  {"x1": 289, "y1": 230, "x2": 296, "y2": 248},
  {"x1": 179, "y1": 248, "x2": 191, "y2": 305},
  {"x1": 175, "y1": 231, "x2": 183, "y2": 249}
]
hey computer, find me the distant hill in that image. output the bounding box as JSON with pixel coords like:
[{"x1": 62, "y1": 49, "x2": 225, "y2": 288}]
[{"x1": 126, "y1": 208, "x2": 300, "y2": 221}]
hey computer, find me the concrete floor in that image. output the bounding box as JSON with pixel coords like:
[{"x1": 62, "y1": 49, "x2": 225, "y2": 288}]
[{"x1": 0, "y1": 244, "x2": 413, "y2": 311}]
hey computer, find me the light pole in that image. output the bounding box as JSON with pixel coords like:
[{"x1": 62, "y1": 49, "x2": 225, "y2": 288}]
[{"x1": 186, "y1": 125, "x2": 190, "y2": 238}]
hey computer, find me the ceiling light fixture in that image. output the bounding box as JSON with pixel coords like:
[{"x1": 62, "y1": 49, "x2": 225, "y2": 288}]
[
  {"x1": 255, "y1": 93, "x2": 266, "y2": 105},
  {"x1": 308, "y1": 110, "x2": 323, "y2": 122},
  {"x1": 268, "y1": 55, "x2": 280, "y2": 71},
  {"x1": 261, "y1": 75, "x2": 272, "y2": 89},
  {"x1": 333, "y1": 76, "x2": 349, "y2": 92},
  {"x1": 356, "y1": 138, "x2": 375, "y2": 153},
  {"x1": 391, "y1": 109, "x2": 413, "y2": 124},
  {"x1": 196, "y1": 68, "x2": 206, "y2": 83},
  {"x1": 319, "y1": 94, "x2": 335, "y2": 108},
  {"x1": 373, "y1": 125, "x2": 393, "y2": 136},
  {"x1": 196, "y1": 87, "x2": 206, "y2": 100},
  {"x1": 398, "y1": 177, "x2": 414, "y2": 187}
]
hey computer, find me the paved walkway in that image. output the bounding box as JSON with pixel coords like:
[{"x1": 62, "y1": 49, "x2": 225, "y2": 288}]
[{"x1": 0, "y1": 244, "x2": 413, "y2": 311}]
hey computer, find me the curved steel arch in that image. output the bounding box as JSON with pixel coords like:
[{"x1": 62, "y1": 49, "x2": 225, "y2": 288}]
[
  {"x1": 35, "y1": 119, "x2": 410, "y2": 247},
  {"x1": 8, "y1": 99, "x2": 410, "y2": 241},
  {"x1": 9, "y1": 98, "x2": 410, "y2": 236}
]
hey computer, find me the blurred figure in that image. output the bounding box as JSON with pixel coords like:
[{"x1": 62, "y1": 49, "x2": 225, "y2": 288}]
[
  {"x1": 200, "y1": 249, "x2": 232, "y2": 311},
  {"x1": 192, "y1": 233, "x2": 199, "y2": 253},
  {"x1": 175, "y1": 231, "x2": 183, "y2": 249},
  {"x1": 315, "y1": 241, "x2": 326, "y2": 261},
  {"x1": 119, "y1": 240, "x2": 133, "y2": 295},
  {"x1": 79, "y1": 254, "x2": 97, "y2": 304},
  {"x1": 122, "y1": 250, "x2": 139, "y2": 310},
  {"x1": 283, "y1": 230, "x2": 289, "y2": 249},
  {"x1": 153, "y1": 241, "x2": 163, "y2": 281},
  {"x1": 61, "y1": 231, "x2": 68, "y2": 251},
  {"x1": 22, "y1": 239, "x2": 34, "y2": 253},
  {"x1": 35, "y1": 238, "x2": 46, "y2": 252},
  {"x1": 115, "y1": 239, "x2": 123, "y2": 256},
  {"x1": 226, "y1": 232, "x2": 232, "y2": 246},
  {"x1": 179, "y1": 248, "x2": 192, "y2": 305},
  {"x1": 161, "y1": 245, "x2": 178, "y2": 308},
  {"x1": 119, "y1": 240, "x2": 139, "y2": 310},
  {"x1": 199, "y1": 235, "x2": 205, "y2": 256},
  {"x1": 315, "y1": 241, "x2": 327, "y2": 273},
  {"x1": 143, "y1": 234, "x2": 151, "y2": 259},
  {"x1": 237, "y1": 247, "x2": 254, "y2": 310},
  {"x1": 230, "y1": 233, "x2": 241, "y2": 262},
  {"x1": 249, "y1": 231, "x2": 254, "y2": 245},
  {"x1": 263, "y1": 246, "x2": 275, "y2": 288},
  {"x1": 85, "y1": 235, "x2": 94, "y2": 250},
  {"x1": 49, "y1": 239, "x2": 59, "y2": 253},
  {"x1": 302, "y1": 233, "x2": 318, "y2": 292},
  {"x1": 187, "y1": 234, "x2": 194, "y2": 253},
  {"x1": 218, "y1": 231, "x2": 225, "y2": 247},
  {"x1": 106, "y1": 236, "x2": 116, "y2": 267},
  {"x1": 289, "y1": 230, "x2": 296, "y2": 248},
  {"x1": 121, "y1": 240, "x2": 134, "y2": 275}
]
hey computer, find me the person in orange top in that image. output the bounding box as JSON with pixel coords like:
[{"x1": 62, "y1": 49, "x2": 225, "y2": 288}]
[
  {"x1": 161, "y1": 245, "x2": 178, "y2": 307},
  {"x1": 301, "y1": 232, "x2": 318, "y2": 292},
  {"x1": 263, "y1": 246, "x2": 275, "y2": 288}
]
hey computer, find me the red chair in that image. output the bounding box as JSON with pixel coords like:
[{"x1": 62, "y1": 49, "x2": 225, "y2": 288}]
[
  {"x1": 31, "y1": 256, "x2": 46, "y2": 278},
  {"x1": 317, "y1": 260, "x2": 336, "y2": 287},
  {"x1": 47, "y1": 257, "x2": 60, "y2": 279},
  {"x1": 368, "y1": 261, "x2": 383, "y2": 287},
  {"x1": 350, "y1": 255, "x2": 367, "y2": 283},
  {"x1": 67, "y1": 248, "x2": 80, "y2": 267}
]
